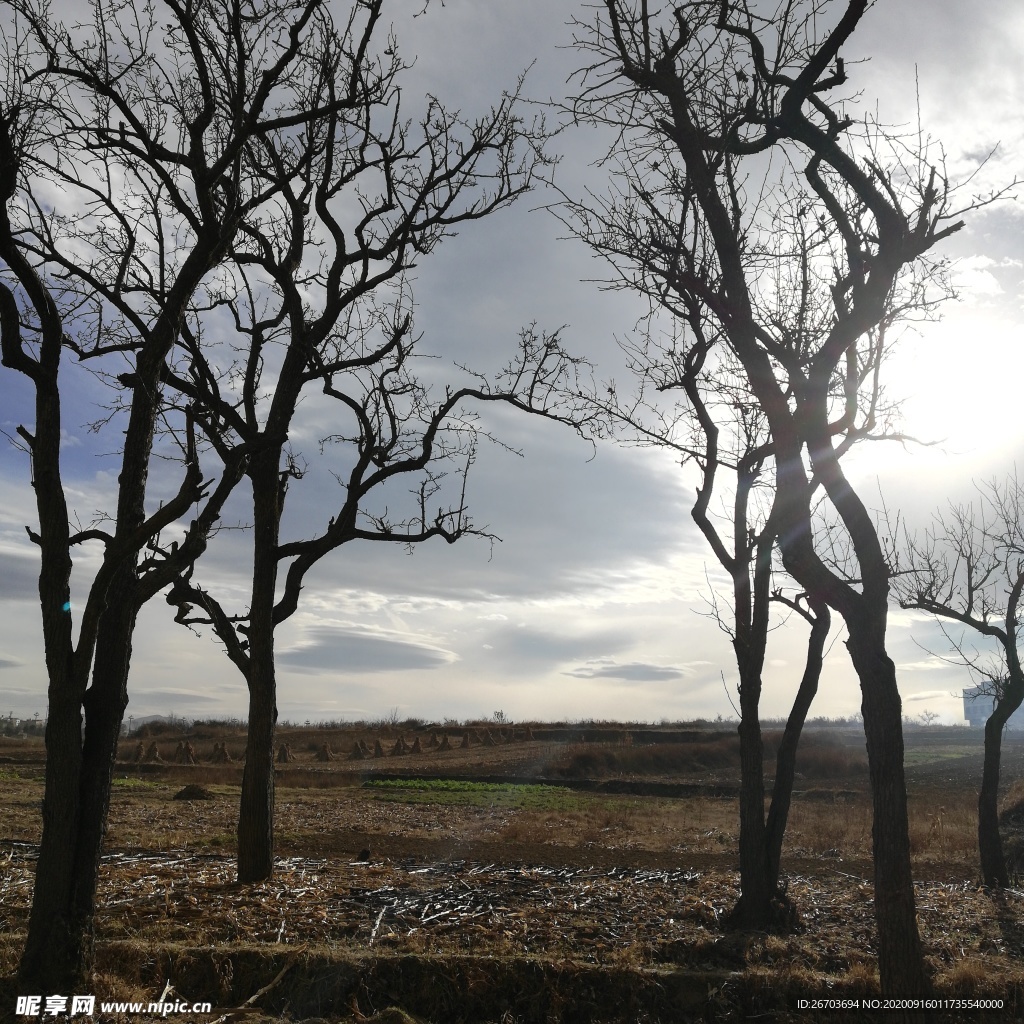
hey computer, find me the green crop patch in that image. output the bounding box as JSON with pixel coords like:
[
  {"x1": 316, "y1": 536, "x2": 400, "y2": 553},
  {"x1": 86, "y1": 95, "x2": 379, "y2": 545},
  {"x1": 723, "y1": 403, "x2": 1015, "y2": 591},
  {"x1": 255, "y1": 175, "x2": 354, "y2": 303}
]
[
  {"x1": 903, "y1": 746, "x2": 977, "y2": 766},
  {"x1": 111, "y1": 776, "x2": 161, "y2": 790}
]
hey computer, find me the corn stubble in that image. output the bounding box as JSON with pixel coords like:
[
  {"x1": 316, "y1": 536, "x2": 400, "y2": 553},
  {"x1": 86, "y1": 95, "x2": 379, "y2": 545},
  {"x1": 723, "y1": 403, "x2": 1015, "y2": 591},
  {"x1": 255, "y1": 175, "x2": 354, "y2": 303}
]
[{"x1": 1, "y1": 727, "x2": 1023, "y2": 1021}]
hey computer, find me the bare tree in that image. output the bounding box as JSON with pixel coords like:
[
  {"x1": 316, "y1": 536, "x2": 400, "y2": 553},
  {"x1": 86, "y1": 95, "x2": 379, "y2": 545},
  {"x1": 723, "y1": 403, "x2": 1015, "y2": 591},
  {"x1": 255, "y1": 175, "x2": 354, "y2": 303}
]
[
  {"x1": 163, "y1": 317, "x2": 579, "y2": 884},
  {"x1": 895, "y1": 472, "x2": 1024, "y2": 888},
  {"x1": 0, "y1": 0, "x2": 402, "y2": 990},
  {"x1": 579, "y1": 330, "x2": 833, "y2": 929},
  {"x1": 562, "y1": 0, "x2": 996, "y2": 995},
  {"x1": 682, "y1": 363, "x2": 833, "y2": 931},
  {"x1": 125, "y1": 5, "x2": 575, "y2": 884}
]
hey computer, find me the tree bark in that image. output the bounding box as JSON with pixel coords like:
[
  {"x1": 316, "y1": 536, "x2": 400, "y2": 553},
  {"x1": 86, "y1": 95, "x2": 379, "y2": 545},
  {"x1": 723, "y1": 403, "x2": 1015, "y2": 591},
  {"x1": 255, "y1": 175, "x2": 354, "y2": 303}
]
[
  {"x1": 67, "y1": 574, "x2": 137, "y2": 978},
  {"x1": 4, "y1": 224, "x2": 83, "y2": 994},
  {"x1": 765, "y1": 600, "x2": 829, "y2": 890},
  {"x1": 238, "y1": 672, "x2": 277, "y2": 882},
  {"x1": 17, "y1": 687, "x2": 82, "y2": 991},
  {"x1": 847, "y1": 625, "x2": 929, "y2": 996},
  {"x1": 726, "y1": 466, "x2": 777, "y2": 930},
  {"x1": 733, "y1": 694, "x2": 771, "y2": 928},
  {"x1": 19, "y1": 253, "x2": 213, "y2": 989},
  {"x1": 785, "y1": 394, "x2": 930, "y2": 997},
  {"x1": 978, "y1": 678, "x2": 1023, "y2": 888},
  {"x1": 236, "y1": 451, "x2": 282, "y2": 882},
  {"x1": 979, "y1": 711, "x2": 1008, "y2": 888}
]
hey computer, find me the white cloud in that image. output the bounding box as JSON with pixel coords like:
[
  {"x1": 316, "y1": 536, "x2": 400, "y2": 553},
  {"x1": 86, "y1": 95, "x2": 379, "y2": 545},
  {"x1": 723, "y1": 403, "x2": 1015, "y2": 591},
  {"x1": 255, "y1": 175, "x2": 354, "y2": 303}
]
[
  {"x1": 564, "y1": 660, "x2": 689, "y2": 683},
  {"x1": 278, "y1": 625, "x2": 458, "y2": 675},
  {"x1": 1, "y1": 0, "x2": 1020, "y2": 725}
]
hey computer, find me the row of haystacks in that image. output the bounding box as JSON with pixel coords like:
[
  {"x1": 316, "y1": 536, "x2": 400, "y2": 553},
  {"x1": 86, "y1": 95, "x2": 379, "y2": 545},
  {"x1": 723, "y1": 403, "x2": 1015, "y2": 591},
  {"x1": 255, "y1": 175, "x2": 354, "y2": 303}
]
[
  {"x1": 122, "y1": 727, "x2": 538, "y2": 766},
  {"x1": 277, "y1": 727, "x2": 538, "y2": 763},
  {"x1": 127, "y1": 739, "x2": 239, "y2": 764},
  {"x1": 346, "y1": 727, "x2": 535, "y2": 760}
]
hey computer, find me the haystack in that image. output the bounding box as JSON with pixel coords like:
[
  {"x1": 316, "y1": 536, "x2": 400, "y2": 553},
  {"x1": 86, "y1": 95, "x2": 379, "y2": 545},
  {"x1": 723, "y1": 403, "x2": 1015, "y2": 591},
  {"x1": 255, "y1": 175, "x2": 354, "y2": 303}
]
[
  {"x1": 212, "y1": 742, "x2": 233, "y2": 763},
  {"x1": 132, "y1": 741, "x2": 145, "y2": 763},
  {"x1": 373, "y1": 738, "x2": 385, "y2": 757},
  {"x1": 391, "y1": 736, "x2": 408, "y2": 756},
  {"x1": 460, "y1": 731, "x2": 472, "y2": 749},
  {"x1": 143, "y1": 741, "x2": 162, "y2": 763},
  {"x1": 409, "y1": 736, "x2": 422, "y2": 754},
  {"x1": 437, "y1": 733, "x2": 451, "y2": 751},
  {"x1": 314, "y1": 743, "x2": 335, "y2": 762},
  {"x1": 426, "y1": 732, "x2": 439, "y2": 748},
  {"x1": 524, "y1": 726, "x2": 535, "y2": 741},
  {"x1": 276, "y1": 743, "x2": 293, "y2": 763},
  {"x1": 482, "y1": 731, "x2": 495, "y2": 747},
  {"x1": 174, "y1": 739, "x2": 199, "y2": 764},
  {"x1": 348, "y1": 742, "x2": 365, "y2": 760}
]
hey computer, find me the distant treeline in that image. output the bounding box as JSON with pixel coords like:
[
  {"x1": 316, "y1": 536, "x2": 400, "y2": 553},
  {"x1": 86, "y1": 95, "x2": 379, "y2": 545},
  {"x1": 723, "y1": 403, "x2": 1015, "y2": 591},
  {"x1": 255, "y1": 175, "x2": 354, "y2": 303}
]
[{"x1": 125, "y1": 713, "x2": 898, "y2": 738}]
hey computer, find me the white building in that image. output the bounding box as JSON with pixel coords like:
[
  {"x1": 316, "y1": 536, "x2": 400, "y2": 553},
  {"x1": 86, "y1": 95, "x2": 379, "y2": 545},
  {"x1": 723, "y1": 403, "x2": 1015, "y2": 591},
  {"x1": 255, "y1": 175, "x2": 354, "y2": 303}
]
[{"x1": 963, "y1": 684, "x2": 1024, "y2": 729}]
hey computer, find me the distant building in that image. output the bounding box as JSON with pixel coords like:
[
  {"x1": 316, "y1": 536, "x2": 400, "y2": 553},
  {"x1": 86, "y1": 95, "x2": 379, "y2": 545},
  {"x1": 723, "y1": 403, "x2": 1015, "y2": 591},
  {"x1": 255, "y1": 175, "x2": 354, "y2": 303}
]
[{"x1": 963, "y1": 684, "x2": 1024, "y2": 729}]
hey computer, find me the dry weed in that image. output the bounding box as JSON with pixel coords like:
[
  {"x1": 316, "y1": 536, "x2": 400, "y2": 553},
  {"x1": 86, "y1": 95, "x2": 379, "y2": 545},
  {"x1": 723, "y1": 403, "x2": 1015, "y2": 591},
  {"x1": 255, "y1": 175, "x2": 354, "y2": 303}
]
[{"x1": 938, "y1": 957, "x2": 996, "y2": 994}]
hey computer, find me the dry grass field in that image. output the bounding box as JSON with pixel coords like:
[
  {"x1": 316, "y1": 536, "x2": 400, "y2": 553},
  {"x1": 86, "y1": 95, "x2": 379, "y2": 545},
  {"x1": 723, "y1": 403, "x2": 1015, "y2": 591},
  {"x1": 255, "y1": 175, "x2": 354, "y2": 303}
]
[{"x1": 2, "y1": 721, "x2": 1024, "y2": 1022}]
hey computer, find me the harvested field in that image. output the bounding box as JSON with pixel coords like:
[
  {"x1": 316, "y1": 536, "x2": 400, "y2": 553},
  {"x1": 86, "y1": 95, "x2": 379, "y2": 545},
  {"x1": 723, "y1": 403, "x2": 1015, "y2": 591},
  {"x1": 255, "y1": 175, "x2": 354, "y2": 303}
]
[{"x1": 2, "y1": 725, "x2": 1024, "y2": 1022}]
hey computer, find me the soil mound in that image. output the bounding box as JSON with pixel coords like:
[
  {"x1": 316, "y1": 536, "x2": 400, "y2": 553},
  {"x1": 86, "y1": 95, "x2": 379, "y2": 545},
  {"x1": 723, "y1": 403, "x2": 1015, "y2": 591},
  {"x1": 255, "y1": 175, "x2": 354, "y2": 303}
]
[{"x1": 173, "y1": 784, "x2": 214, "y2": 801}]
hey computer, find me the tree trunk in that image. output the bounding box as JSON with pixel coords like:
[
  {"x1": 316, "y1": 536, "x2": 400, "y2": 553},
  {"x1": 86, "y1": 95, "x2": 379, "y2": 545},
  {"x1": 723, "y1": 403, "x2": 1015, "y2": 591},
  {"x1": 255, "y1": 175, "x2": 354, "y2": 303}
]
[
  {"x1": 238, "y1": 670, "x2": 277, "y2": 882},
  {"x1": 17, "y1": 686, "x2": 83, "y2": 992},
  {"x1": 979, "y1": 712, "x2": 1008, "y2": 888},
  {"x1": 765, "y1": 600, "x2": 829, "y2": 890},
  {"x1": 11, "y1": 241, "x2": 83, "y2": 993},
  {"x1": 733, "y1": 699, "x2": 771, "y2": 928},
  {"x1": 19, "y1": 573, "x2": 140, "y2": 994},
  {"x1": 978, "y1": 678, "x2": 1024, "y2": 888},
  {"x1": 20, "y1": 292, "x2": 166, "y2": 985},
  {"x1": 236, "y1": 452, "x2": 282, "y2": 883},
  {"x1": 68, "y1": 577, "x2": 137, "y2": 975},
  {"x1": 847, "y1": 626, "x2": 929, "y2": 997}
]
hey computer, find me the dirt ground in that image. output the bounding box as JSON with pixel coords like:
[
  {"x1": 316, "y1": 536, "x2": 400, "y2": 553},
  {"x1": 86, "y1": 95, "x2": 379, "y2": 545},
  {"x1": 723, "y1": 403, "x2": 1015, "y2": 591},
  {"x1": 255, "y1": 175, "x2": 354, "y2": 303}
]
[{"x1": 2, "y1": 725, "x2": 1024, "y2": 1023}]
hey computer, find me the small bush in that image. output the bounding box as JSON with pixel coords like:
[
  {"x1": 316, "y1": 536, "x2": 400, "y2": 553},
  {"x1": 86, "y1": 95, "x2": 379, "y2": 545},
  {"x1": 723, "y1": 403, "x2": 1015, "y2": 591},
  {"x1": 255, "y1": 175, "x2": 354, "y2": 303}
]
[
  {"x1": 132, "y1": 720, "x2": 178, "y2": 738},
  {"x1": 189, "y1": 719, "x2": 243, "y2": 739}
]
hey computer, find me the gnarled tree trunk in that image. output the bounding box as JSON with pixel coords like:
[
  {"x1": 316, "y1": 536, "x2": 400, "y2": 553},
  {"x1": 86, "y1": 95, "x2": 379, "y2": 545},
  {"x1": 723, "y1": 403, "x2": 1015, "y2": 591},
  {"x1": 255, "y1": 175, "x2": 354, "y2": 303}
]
[{"x1": 847, "y1": 624, "x2": 929, "y2": 996}]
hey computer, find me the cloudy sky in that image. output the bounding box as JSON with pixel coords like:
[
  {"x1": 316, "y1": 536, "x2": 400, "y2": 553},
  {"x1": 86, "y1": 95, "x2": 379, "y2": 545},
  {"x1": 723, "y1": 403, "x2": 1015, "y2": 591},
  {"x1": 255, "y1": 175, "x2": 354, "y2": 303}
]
[{"x1": 2, "y1": 0, "x2": 1022, "y2": 726}]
